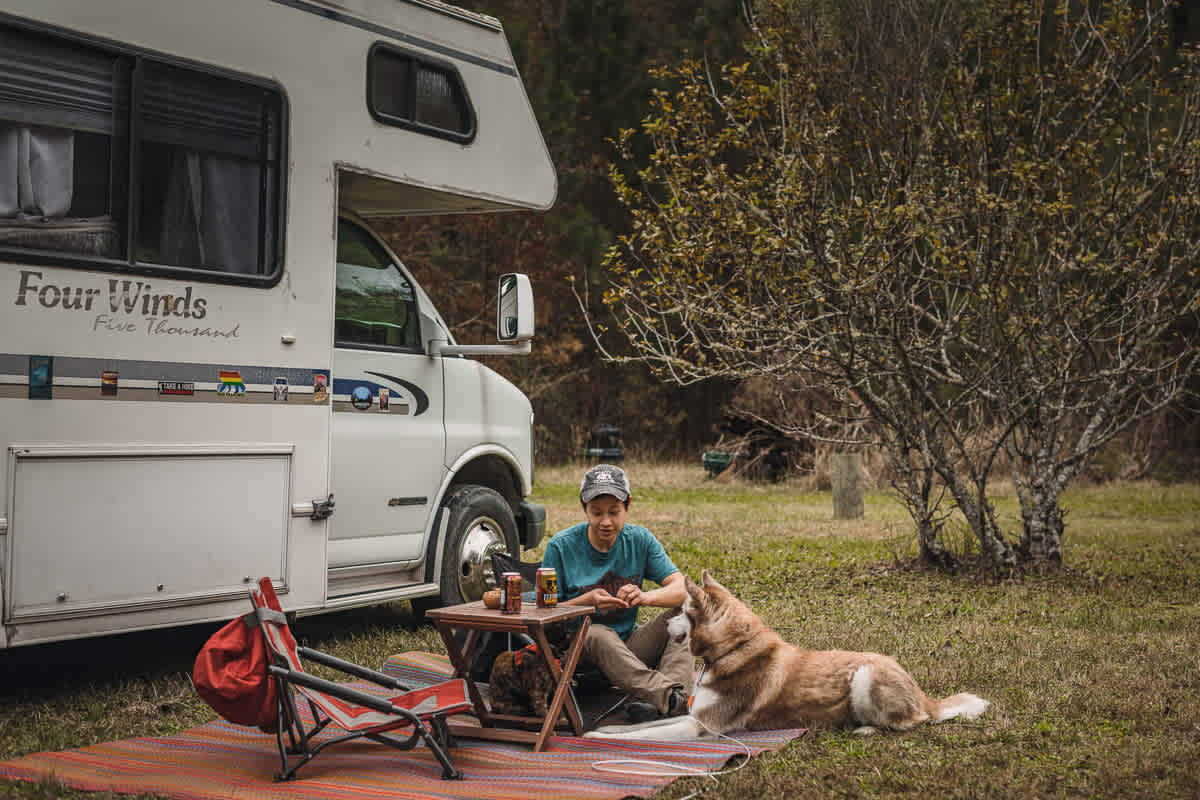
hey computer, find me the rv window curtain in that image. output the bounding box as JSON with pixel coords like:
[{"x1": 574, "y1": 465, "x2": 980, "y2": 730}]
[
  {"x1": 154, "y1": 150, "x2": 262, "y2": 274},
  {"x1": 139, "y1": 63, "x2": 278, "y2": 274},
  {"x1": 0, "y1": 28, "x2": 116, "y2": 217},
  {"x1": 0, "y1": 126, "x2": 73, "y2": 217},
  {"x1": 0, "y1": 26, "x2": 122, "y2": 255},
  {"x1": 414, "y1": 67, "x2": 465, "y2": 133}
]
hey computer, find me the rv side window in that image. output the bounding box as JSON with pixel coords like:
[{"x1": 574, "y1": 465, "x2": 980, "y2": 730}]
[
  {"x1": 0, "y1": 22, "x2": 283, "y2": 282},
  {"x1": 0, "y1": 27, "x2": 128, "y2": 259},
  {"x1": 136, "y1": 63, "x2": 280, "y2": 275},
  {"x1": 368, "y1": 44, "x2": 475, "y2": 144},
  {"x1": 334, "y1": 219, "x2": 421, "y2": 352}
]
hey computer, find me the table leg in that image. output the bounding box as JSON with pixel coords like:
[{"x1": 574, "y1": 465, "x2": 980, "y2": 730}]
[
  {"x1": 433, "y1": 621, "x2": 491, "y2": 726},
  {"x1": 458, "y1": 629, "x2": 481, "y2": 672},
  {"x1": 531, "y1": 615, "x2": 590, "y2": 750}
]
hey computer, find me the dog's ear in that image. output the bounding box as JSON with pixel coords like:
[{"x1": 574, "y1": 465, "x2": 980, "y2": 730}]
[
  {"x1": 684, "y1": 574, "x2": 704, "y2": 603},
  {"x1": 699, "y1": 569, "x2": 729, "y2": 597}
]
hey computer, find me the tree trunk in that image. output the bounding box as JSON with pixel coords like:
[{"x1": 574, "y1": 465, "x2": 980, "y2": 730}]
[
  {"x1": 970, "y1": 496, "x2": 1015, "y2": 568},
  {"x1": 926, "y1": 437, "x2": 1016, "y2": 568},
  {"x1": 880, "y1": 433, "x2": 952, "y2": 567},
  {"x1": 1009, "y1": 442, "x2": 1068, "y2": 566},
  {"x1": 1020, "y1": 500, "x2": 1064, "y2": 563},
  {"x1": 916, "y1": 517, "x2": 952, "y2": 568},
  {"x1": 1017, "y1": 476, "x2": 1066, "y2": 564}
]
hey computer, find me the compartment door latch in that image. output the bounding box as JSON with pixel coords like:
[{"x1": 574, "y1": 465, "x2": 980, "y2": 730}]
[{"x1": 311, "y1": 493, "x2": 335, "y2": 520}]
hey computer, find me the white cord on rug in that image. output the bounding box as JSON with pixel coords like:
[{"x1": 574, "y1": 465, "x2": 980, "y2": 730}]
[{"x1": 589, "y1": 715, "x2": 753, "y2": 800}]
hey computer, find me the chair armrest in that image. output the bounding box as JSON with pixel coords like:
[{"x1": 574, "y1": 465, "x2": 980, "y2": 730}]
[
  {"x1": 268, "y1": 665, "x2": 420, "y2": 722},
  {"x1": 296, "y1": 646, "x2": 408, "y2": 690}
]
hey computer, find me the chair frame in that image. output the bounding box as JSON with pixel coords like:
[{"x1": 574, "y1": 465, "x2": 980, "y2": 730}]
[
  {"x1": 249, "y1": 580, "x2": 465, "y2": 781},
  {"x1": 267, "y1": 648, "x2": 460, "y2": 781}
]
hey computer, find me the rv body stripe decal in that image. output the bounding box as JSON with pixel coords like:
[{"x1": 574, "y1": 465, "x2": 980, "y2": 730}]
[
  {"x1": 0, "y1": 353, "x2": 329, "y2": 403},
  {"x1": 328, "y1": 375, "x2": 422, "y2": 415},
  {"x1": 0, "y1": 353, "x2": 324, "y2": 386},
  {"x1": 266, "y1": 0, "x2": 517, "y2": 77},
  {"x1": 364, "y1": 371, "x2": 430, "y2": 415}
]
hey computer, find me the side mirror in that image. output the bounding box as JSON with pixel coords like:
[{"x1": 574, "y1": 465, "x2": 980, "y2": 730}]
[{"x1": 497, "y1": 273, "x2": 534, "y2": 341}]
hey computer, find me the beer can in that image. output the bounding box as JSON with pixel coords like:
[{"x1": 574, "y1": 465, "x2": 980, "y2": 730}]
[
  {"x1": 501, "y1": 572, "x2": 522, "y2": 613},
  {"x1": 536, "y1": 567, "x2": 558, "y2": 608}
]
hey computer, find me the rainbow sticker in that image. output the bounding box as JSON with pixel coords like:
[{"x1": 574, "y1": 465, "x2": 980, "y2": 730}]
[{"x1": 217, "y1": 370, "x2": 246, "y2": 396}]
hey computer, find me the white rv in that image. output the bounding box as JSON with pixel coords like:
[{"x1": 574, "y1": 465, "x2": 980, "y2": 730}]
[{"x1": 0, "y1": 0, "x2": 556, "y2": 648}]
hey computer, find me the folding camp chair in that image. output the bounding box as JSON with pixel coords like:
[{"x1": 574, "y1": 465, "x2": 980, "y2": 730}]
[{"x1": 248, "y1": 577, "x2": 471, "y2": 781}]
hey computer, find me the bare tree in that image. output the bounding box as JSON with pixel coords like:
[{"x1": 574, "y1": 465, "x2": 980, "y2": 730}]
[{"x1": 589, "y1": 0, "x2": 1200, "y2": 567}]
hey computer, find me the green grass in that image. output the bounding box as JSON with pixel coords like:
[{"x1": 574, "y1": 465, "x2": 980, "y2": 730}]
[{"x1": 1, "y1": 463, "x2": 1197, "y2": 798}]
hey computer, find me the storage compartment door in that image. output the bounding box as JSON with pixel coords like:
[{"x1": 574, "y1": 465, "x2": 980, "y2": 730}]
[{"x1": 4, "y1": 445, "x2": 292, "y2": 622}]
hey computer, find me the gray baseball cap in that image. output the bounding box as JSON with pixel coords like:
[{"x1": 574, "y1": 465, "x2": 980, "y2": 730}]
[{"x1": 580, "y1": 463, "x2": 631, "y2": 504}]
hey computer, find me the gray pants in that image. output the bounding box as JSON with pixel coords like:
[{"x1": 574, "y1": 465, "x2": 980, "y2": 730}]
[{"x1": 580, "y1": 608, "x2": 695, "y2": 713}]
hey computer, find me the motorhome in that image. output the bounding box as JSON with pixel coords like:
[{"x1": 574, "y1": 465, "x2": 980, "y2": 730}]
[{"x1": 0, "y1": 0, "x2": 556, "y2": 648}]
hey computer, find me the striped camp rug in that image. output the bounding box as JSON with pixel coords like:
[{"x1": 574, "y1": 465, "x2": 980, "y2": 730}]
[{"x1": 0, "y1": 651, "x2": 804, "y2": 800}]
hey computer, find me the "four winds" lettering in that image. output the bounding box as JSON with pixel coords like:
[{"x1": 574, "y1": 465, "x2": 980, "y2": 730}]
[
  {"x1": 14, "y1": 269, "x2": 208, "y2": 319},
  {"x1": 10, "y1": 268, "x2": 243, "y2": 339}
]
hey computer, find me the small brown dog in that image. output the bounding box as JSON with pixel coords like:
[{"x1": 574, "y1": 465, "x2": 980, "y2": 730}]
[{"x1": 487, "y1": 644, "x2": 558, "y2": 717}]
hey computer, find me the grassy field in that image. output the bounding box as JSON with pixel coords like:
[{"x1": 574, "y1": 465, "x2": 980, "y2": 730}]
[{"x1": 1, "y1": 462, "x2": 1198, "y2": 799}]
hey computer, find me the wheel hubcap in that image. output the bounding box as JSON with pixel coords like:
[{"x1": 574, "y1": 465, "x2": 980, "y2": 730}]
[{"x1": 457, "y1": 515, "x2": 507, "y2": 601}]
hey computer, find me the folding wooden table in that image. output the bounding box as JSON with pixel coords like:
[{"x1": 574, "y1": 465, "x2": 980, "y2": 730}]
[{"x1": 425, "y1": 601, "x2": 593, "y2": 752}]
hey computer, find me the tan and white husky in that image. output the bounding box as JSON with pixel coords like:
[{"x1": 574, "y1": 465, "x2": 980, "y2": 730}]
[{"x1": 585, "y1": 570, "x2": 989, "y2": 740}]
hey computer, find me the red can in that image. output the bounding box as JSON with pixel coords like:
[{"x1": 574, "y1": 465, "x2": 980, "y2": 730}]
[
  {"x1": 501, "y1": 572, "x2": 522, "y2": 613},
  {"x1": 536, "y1": 567, "x2": 558, "y2": 608}
]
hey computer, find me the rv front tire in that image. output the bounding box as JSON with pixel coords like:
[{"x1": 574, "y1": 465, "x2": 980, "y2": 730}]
[{"x1": 417, "y1": 484, "x2": 519, "y2": 615}]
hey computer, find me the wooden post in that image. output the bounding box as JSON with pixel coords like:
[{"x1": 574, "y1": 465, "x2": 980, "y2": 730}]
[{"x1": 831, "y1": 452, "x2": 864, "y2": 519}]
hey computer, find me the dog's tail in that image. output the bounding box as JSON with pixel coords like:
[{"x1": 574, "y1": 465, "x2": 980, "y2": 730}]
[{"x1": 930, "y1": 692, "x2": 989, "y2": 723}]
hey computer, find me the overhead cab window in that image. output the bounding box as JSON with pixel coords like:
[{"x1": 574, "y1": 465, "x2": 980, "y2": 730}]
[
  {"x1": 368, "y1": 44, "x2": 475, "y2": 143},
  {"x1": 0, "y1": 22, "x2": 283, "y2": 281}
]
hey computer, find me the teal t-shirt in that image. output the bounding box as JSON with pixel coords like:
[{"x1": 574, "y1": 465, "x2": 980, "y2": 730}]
[{"x1": 541, "y1": 522, "x2": 679, "y2": 639}]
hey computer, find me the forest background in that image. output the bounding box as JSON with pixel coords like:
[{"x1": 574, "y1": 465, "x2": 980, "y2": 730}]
[{"x1": 375, "y1": 0, "x2": 1200, "y2": 485}]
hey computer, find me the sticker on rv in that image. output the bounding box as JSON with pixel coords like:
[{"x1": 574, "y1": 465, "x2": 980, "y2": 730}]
[
  {"x1": 313, "y1": 373, "x2": 329, "y2": 403},
  {"x1": 101, "y1": 370, "x2": 118, "y2": 396},
  {"x1": 274, "y1": 377, "x2": 289, "y2": 402},
  {"x1": 28, "y1": 355, "x2": 52, "y2": 399},
  {"x1": 351, "y1": 385, "x2": 372, "y2": 410},
  {"x1": 217, "y1": 371, "x2": 246, "y2": 396},
  {"x1": 378, "y1": 387, "x2": 390, "y2": 412},
  {"x1": 158, "y1": 381, "x2": 195, "y2": 396}
]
